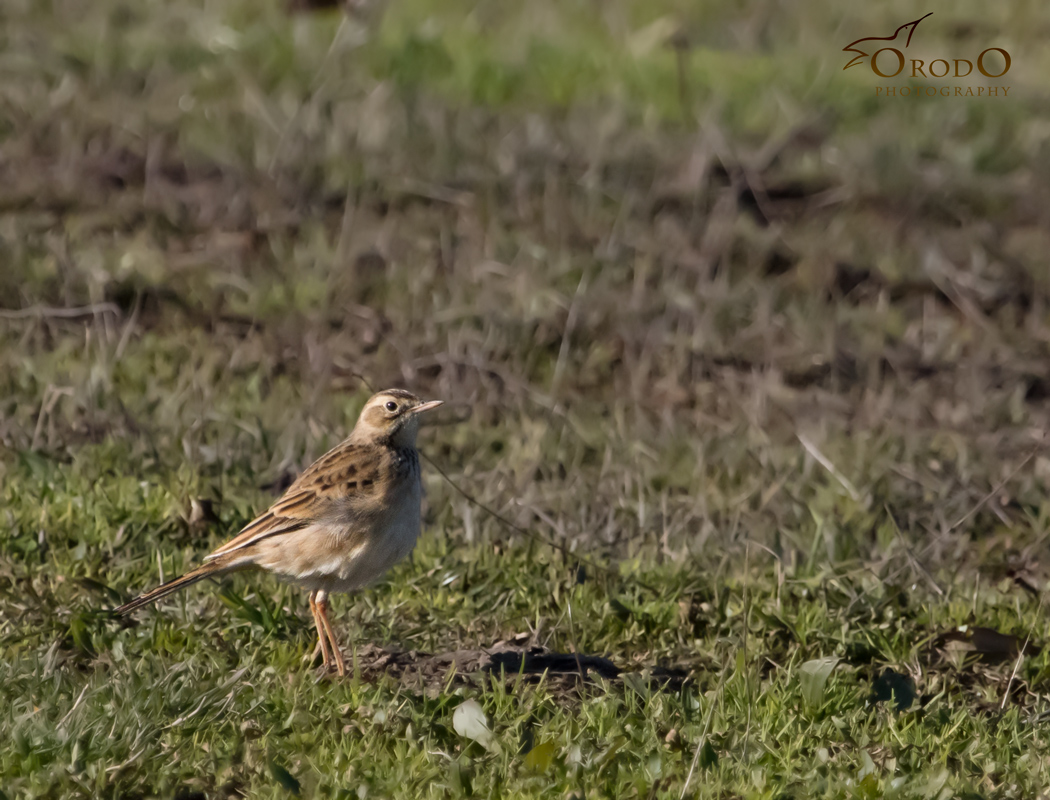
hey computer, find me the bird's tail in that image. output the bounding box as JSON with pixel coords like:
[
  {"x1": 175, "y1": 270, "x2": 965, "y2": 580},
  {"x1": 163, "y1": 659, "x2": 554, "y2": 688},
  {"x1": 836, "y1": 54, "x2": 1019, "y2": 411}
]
[{"x1": 111, "y1": 553, "x2": 243, "y2": 616}]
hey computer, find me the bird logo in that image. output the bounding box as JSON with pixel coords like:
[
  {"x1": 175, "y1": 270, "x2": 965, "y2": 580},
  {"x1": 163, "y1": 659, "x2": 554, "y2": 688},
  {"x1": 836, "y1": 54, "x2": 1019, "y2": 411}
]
[{"x1": 842, "y1": 13, "x2": 933, "y2": 71}]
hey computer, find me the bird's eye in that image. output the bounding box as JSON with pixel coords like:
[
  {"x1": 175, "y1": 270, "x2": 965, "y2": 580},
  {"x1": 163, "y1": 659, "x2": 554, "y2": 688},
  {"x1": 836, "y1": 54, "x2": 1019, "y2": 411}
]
[{"x1": 385, "y1": 401, "x2": 398, "y2": 412}]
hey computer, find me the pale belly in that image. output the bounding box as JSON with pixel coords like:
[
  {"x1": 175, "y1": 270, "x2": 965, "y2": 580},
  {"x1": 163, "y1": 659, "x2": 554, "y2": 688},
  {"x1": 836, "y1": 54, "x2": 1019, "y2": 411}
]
[
  {"x1": 325, "y1": 482, "x2": 423, "y2": 593},
  {"x1": 253, "y1": 480, "x2": 423, "y2": 595}
]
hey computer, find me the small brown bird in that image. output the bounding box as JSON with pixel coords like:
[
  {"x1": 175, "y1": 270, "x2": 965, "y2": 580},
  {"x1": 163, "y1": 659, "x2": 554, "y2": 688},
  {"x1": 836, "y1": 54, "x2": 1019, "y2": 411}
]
[{"x1": 113, "y1": 389, "x2": 443, "y2": 675}]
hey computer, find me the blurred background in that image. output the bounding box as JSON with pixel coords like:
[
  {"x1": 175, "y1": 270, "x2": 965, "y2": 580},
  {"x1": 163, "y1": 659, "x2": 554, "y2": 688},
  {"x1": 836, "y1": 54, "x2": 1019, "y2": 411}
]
[{"x1": 3, "y1": 0, "x2": 1049, "y2": 566}]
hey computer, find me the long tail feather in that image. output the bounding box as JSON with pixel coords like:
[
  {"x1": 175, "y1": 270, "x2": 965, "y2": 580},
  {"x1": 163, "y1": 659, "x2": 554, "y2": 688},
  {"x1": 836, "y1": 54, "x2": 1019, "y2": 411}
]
[{"x1": 111, "y1": 554, "x2": 242, "y2": 616}]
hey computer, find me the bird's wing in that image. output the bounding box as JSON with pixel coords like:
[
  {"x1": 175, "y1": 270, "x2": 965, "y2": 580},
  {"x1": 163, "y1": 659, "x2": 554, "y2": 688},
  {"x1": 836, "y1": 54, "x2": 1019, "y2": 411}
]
[{"x1": 206, "y1": 441, "x2": 385, "y2": 559}]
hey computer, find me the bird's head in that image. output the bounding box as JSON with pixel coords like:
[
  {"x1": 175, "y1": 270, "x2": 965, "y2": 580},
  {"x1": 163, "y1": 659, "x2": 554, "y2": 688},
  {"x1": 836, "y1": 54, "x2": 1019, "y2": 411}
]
[{"x1": 352, "y1": 389, "x2": 443, "y2": 447}]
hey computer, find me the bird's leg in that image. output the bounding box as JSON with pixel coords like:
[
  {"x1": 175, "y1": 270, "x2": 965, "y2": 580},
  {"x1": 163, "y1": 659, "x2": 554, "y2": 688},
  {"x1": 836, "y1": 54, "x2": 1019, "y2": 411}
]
[
  {"x1": 315, "y1": 590, "x2": 346, "y2": 676},
  {"x1": 306, "y1": 593, "x2": 319, "y2": 664},
  {"x1": 308, "y1": 590, "x2": 332, "y2": 669}
]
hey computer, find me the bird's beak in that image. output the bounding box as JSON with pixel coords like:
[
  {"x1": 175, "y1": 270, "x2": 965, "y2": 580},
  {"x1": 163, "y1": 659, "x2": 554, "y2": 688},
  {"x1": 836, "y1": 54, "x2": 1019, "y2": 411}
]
[{"x1": 412, "y1": 399, "x2": 444, "y2": 415}]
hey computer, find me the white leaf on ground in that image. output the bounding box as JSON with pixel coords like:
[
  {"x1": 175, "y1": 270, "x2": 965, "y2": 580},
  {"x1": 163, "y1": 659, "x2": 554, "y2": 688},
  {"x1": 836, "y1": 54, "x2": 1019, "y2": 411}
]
[{"x1": 452, "y1": 699, "x2": 494, "y2": 749}]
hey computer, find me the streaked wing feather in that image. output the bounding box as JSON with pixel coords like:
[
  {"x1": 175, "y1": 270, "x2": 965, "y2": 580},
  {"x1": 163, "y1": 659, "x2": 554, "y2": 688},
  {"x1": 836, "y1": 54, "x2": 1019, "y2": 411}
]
[
  {"x1": 205, "y1": 506, "x2": 312, "y2": 559},
  {"x1": 206, "y1": 441, "x2": 385, "y2": 559}
]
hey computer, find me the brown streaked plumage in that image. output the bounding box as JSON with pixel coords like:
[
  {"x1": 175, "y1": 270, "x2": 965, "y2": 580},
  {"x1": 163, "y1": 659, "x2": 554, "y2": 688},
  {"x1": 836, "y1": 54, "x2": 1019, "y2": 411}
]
[{"x1": 112, "y1": 389, "x2": 443, "y2": 676}]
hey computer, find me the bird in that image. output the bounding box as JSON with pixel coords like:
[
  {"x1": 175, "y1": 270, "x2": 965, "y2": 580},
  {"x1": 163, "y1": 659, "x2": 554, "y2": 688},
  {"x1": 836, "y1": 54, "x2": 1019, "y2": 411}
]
[{"x1": 112, "y1": 389, "x2": 443, "y2": 676}]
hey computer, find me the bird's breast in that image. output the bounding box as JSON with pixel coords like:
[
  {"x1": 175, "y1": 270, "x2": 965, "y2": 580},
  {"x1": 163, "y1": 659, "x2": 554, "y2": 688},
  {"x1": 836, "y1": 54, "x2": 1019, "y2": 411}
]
[
  {"x1": 274, "y1": 446, "x2": 424, "y2": 594},
  {"x1": 331, "y1": 450, "x2": 422, "y2": 590}
]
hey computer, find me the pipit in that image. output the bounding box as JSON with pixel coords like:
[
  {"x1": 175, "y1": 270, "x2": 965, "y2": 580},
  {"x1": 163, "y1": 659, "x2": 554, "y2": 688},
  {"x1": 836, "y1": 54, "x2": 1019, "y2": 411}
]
[{"x1": 113, "y1": 389, "x2": 442, "y2": 675}]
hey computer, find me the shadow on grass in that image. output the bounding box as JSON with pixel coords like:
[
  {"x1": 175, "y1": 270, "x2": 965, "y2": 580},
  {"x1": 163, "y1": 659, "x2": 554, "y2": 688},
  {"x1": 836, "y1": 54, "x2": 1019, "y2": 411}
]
[{"x1": 348, "y1": 641, "x2": 690, "y2": 697}]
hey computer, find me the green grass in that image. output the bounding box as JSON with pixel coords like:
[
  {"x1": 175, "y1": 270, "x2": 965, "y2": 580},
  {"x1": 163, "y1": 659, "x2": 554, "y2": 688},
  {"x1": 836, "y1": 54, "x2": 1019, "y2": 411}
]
[{"x1": 4, "y1": 0, "x2": 1050, "y2": 796}]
